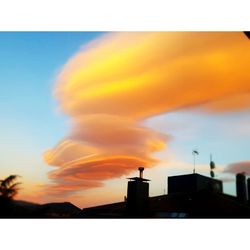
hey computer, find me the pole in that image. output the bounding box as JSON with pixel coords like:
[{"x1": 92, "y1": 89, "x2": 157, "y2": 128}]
[
  {"x1": 193, "y1": 153, "x2": 195, "y2": 173},
  {"x1": 192, "y1": 150, "x2": 198, "y2": 174}
]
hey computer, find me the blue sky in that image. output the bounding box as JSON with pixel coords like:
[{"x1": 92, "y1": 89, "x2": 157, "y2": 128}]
[{"x1": 0, "y1": 32, "x2": 103, "y2": 182}]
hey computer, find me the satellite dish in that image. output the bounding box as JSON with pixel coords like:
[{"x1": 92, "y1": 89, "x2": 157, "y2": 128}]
[{"x1": 192, "y1": 150, "x2": 199, "y2": 155}]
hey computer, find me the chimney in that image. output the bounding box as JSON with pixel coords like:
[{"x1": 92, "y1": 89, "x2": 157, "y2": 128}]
[
  {"x1": 138, "y1": 167, "x2": 144, "y2": 179},
  {"x1": 126, "y1": 168, "x2": 150, "y2": 217},
  {"x1": 236, "y1": 173, "x2": 247, "y2": 203}
]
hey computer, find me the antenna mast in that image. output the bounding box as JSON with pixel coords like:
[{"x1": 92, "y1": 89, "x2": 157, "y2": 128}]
[
  {"x1": 192, "y1": 150, "x2": 199, "y2": 173},
  {"x1": 210, "y1": 154, "x2": 215, "y2": 178}
]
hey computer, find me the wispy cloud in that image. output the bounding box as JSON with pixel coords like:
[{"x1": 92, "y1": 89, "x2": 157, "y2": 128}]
[{"x1": 224, "y1": 161, "x2": 250, "y2": 175}]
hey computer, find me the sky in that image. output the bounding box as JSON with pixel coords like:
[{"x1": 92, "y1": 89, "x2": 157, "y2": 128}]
[{"x1": 0, "y1": 32, "x2": 250, "y2": 208}]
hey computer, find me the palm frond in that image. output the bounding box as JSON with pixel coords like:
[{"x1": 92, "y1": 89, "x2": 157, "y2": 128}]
[
  {"x1": 9, "y1": 182, "x2": 21, "y2": 190},
  {"x1": 0, "y1": 175, "x2": 21, "y2": 199},
  {"x1": 1, "y1": 175, "x2": 20, "y2": 188}
]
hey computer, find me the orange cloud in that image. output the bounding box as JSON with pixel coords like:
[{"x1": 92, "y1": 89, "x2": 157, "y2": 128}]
[
  {"x1": 45, "y1": 156, "x2": 151, "y2": 195},
  {"x1": 200, "y1": 93, "x2": 250, "y2": 113},
  {"x1": 44, "y1": 117, "x2": 168, "y2": 196},
  {"x1": 55, "y1": 32, "x2": 250, "y2": 118},
  {"x1": 224, "y1": 161, "x2": 250, "y2": 175},
  {"x1": 44, "y1": 32, "x2": 250, "y2": 198}
]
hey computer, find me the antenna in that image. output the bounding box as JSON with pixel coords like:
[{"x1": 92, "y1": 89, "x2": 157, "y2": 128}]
[
  {"x1": 210, "y1": 154, "x2": 215, "y2": 178},
  {"x1": 192, "y1": 150, "x2": 199, "y2": 173}
]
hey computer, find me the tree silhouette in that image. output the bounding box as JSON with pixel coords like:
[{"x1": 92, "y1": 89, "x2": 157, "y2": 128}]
[
  {"x1": 0, "y1": 175, "x2": 21, "y2": 201},
  {"x1": 0, "y1": 175, "x2": 21, "y2": 217}
]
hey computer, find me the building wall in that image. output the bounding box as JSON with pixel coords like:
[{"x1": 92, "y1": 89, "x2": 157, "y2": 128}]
[{"x1": 127, "y1": 181, "x2": 149, "y2": 215}]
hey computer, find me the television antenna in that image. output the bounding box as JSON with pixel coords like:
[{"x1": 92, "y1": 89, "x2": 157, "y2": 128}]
[
  {"x1": 210, "y1": 154, "x2": 215, "y2": 178},
  {"x1": 192, "y1": 150, "x2": 199, "y2": 173}
]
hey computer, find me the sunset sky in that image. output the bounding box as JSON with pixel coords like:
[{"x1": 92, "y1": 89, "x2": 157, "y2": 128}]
[{"x1": 0, "y1": 32, "x2": 250, "y2": 208}]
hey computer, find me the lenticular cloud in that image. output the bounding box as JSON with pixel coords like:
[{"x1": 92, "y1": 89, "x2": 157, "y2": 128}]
[{"x1": 44, "y1": 32, "x2": 250, "y2": 196}]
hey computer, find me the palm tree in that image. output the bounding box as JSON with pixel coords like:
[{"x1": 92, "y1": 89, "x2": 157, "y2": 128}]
[
  {"x1": 0, "y1": 175, "x2": 21, "y2": 200},
  {"x1": 0, "y1": 175, "x2": 21, "y2": 217}
]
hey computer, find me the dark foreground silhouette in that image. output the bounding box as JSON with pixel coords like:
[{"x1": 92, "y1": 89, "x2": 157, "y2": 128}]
[
  {"x1": 79, "y1": 172, "x2": 250, "y2": 218},
  {"x1": 0, "y1": 175, "x2": 81, "y2": 218},
  {"x1": 2, "y1": 171, "x2": 250, "y2": 218},
  {"x1": 0, "y1": 199, "x2": 81, "y2": 218}
]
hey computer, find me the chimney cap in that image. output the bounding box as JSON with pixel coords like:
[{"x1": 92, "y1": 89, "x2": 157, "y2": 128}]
[{"x1": 127, "y1": 167, "x2": 150, "y2": 181}]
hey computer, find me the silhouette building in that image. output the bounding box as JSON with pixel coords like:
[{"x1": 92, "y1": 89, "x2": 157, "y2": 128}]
[
  {"x1": 236, "y1": 173, "x2": 247, "y2": 203},
  {"x1": 126, "y1": 167, "x2": 150, "y2": 216},
  {"x1": 79, "y1": 169, "x2": 250, "y2": 218},
  {"x1": 168, "y1": 173, "x2": 223, "y2": 194}
]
